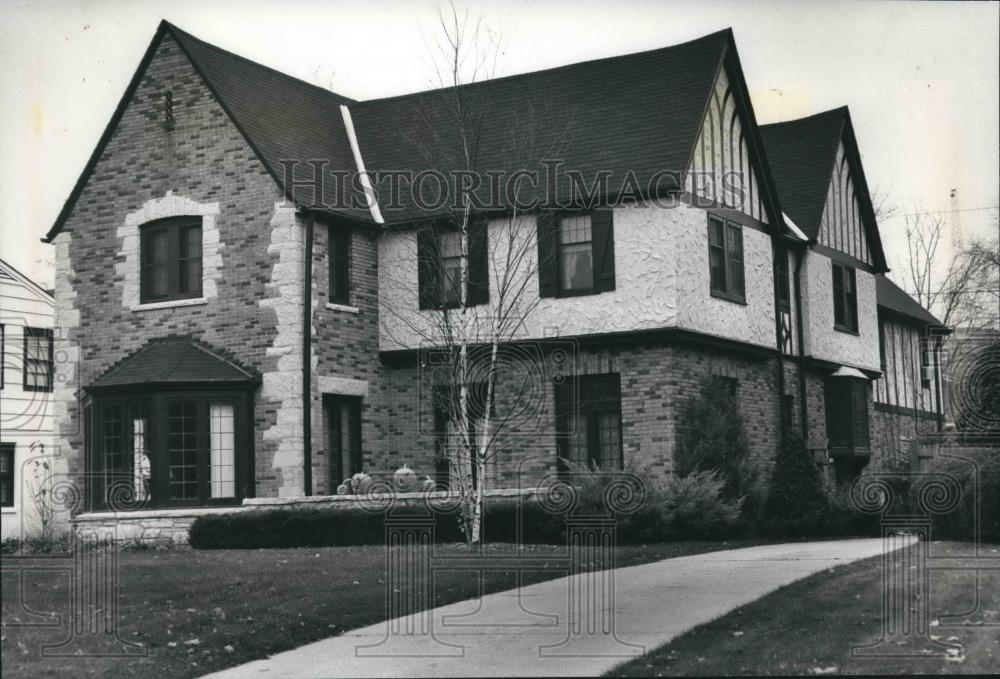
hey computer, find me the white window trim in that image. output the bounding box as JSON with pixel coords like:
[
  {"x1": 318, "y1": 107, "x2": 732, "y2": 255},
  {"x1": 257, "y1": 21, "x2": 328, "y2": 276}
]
[
  {"x1": 325, "y1": 302, "x2": 360, "y2": 314},
  {"x1": 117, "y1": 192, "x2": 222, "y2": 311}
]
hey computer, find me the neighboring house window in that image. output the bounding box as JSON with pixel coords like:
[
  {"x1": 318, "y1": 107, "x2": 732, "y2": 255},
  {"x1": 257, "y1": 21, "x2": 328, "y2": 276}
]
[
  {"x1": 537, "y1": 211, "x2": 615, "y2": 297},
  {"x1": 326, "y1": 395, "x2": 362, "y2": 487},
  {"x1": 832, "y1": 263, "x2": 858, "y2": 333},
  {"x1": 0, "y1": 443, "x2": 14, "y2": 507},
  {"x1": 90, "y1": 392, "x2": 250, "y2": 508},
  {"x1": 328, "y1": 226, "x2": 351, "y2": 305},
  {"x1": 140, "y1": 217, "x2": 203, "y2": 303},
  {"x1": 920, "y1": 340, "x2": 933, "y2": 389},
  {"x1": 417, "y1": 220, "x2": 489, "y2": 309},
  {"x1": 555, "y1": 373, "x2": 623, "y2": 474},
  {"x1": 23, "y1": 327, "x2": 53, "y2": 392},
  {"x1": 825, "y1": 377, "x2": 870, "y2": 473},
  {"x1": 708, "y1": 216, "x2": 745, "y2": 303}
]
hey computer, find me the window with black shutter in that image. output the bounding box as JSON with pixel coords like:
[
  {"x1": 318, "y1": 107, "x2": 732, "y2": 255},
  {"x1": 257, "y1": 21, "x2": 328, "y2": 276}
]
[
  {"x1": 23, "y1": 327, "x2": 53, "y2": 393},
  {"x1": 555, "y1": 373, "x2": 623, "y2": 474},
  {"x1": 416, "y1": 221, "x2": 489, "y2": 309},
  {"x1": 832, "y1": 263, "x2": 858, "y2": 333},
  {"x1": 537, "y1": 210, "x2": 615, "y2": 298},
  {"x1": 328, "y1": 226, "x2": 351, "y2": 305},
  {"x1": 708, "y1": 215, "x2": 745, "y2": 303},
  {"x1": 140, "y1": 217, "x2": 203, "y2": 303}
]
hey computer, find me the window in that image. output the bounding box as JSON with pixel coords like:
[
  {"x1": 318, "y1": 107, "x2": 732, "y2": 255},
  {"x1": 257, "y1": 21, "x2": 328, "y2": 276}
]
[
  {"x1": 878, "y1": 320, "x2": 887, "y2": 371},
  {"x1": 432, "y1": 382, "x2": 495, "y2": 489},
  {"x1": 776, "y1": 254, "x2": 790, "y2": 309},
  {"x1": 140, "y1": 217, "x2": 203, "y2": 303},
  {"x1": 23, "y1": 327, "x2": 53, "y2": 392},
  {"x1": 832, "y1": 263, "x2": 858, "y2": 333},
  {"x1": 708, "y1": 216, "x2": 745, "y2": 303},
  {"x1": 555, "y1": 374, "x2": 623, "y2": 474},
  {"x1": 825, "y1": 377, "x2": 870, "y2": 461},
  {"x1": 417, "y1": 221, "x2": 489, "y2": 309},
  {"x1": 328, "y1": 226, "x2": 351, "y2": 305},
  {"x1": 326, "y1": 396, "x2": 362, "y2": 487},
  {"x1": 537, "y1": 210, "x2": 615, "y2": 297},
  {"x1": 90, "y1": 391, "x2": 250, "y2": 509},
  {"x1": 0, "y1": 443, "x2": 14, "y2": 507},
  {"x1": 559, "y1": 215, "x2": 594, "y2": 293}
]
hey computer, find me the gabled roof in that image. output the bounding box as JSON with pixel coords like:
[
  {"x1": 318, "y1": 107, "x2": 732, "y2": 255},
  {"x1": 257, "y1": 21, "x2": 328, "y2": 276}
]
[
  {"x1": 350, "y1": 29, "x2": 751, "y2": 224},
  {"x1": 43, "y1": 21, "x2": 368, "y2": 243},
  {"x1": 876, "y1": 275, "x2": 945, "y2": 328},
  {"x1": 760, "y1": 107, "x2": 888, "y2": 270},
  {"x1": 89, "y1": 336, "x2": 258, "y2": 389},
  {"x1": 0, "y1": 258, "x2": 54, "y2": 305},
  {"x1": 45, "y1": 24, "x2": 785, "y2": 237}
]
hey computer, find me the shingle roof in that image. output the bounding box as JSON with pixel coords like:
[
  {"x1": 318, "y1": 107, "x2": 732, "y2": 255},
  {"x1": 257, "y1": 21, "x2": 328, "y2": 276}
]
[
  {"x1": 168, "y1": 24, "x2": 370, "y2": 221},
  {"x1": 351, "y1": 30, "x2": 731, "y2": 224},
  {"x1": 876, "y1": 275, "x2": 944, "y2": 327},
  {"x1": 45, "y1": 23, "x2": 774, "y2": 237},
  {"x1": 90, "y1": 337, "x2": 258, "y2": 389},
  {"x1": 759, "y1": 109, "x2": 846, "y2": 240}
]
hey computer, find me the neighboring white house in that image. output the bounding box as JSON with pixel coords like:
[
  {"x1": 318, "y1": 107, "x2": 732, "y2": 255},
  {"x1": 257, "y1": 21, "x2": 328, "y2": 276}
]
[{"x1": 0, "y1": 258, "x2": 55, "y2": 540}]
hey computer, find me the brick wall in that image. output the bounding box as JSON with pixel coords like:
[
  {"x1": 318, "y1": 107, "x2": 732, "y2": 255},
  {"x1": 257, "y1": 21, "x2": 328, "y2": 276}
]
[{"x1": 54, "y1": 34, "x2": 298, "y2": 501}]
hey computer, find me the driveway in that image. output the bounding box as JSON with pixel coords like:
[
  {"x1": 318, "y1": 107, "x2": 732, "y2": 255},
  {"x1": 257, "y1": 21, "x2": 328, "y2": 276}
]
[{"x1": 202, "y1": 537, "x2": 908, "y2": 678}]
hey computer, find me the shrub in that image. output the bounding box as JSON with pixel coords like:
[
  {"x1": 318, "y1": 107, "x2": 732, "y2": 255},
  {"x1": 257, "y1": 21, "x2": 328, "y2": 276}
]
[
  {"x1": 762, "y1": 430, "x2": 828, "y2": 537},
  {"x1": 189, "y1": 501, "x2": 565, "y2": 550},
  {"x1": 653, "y1": 470, "x2": 744, "y2": 540},
  {"x1": 926, "y1": 451, "x2": 1000, "y2": 544},
  {"x1": 675, "y1": 376, "x2": 758, "y2": 508}
]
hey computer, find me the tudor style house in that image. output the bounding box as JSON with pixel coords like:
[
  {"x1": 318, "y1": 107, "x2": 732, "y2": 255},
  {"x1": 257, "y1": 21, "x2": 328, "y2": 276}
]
[{"x1": 42, "y1": 22, "x2": 946, "y2": 538}]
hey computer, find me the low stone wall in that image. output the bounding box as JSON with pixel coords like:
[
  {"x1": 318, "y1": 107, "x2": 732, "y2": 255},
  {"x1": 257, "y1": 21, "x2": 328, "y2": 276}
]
[{"x1": 73, "y1": 487, "x2": 543, "y2": 545}]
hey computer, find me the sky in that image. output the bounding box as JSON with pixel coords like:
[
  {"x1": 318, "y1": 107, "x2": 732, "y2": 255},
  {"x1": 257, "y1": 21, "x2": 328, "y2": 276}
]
[{"x1": 1, "y1": 0, "x2": 997, "y2": 288}]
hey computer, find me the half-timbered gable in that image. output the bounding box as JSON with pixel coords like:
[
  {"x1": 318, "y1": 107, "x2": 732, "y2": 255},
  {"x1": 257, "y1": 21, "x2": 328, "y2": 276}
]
[
  {"x1": 817, "y1": 138, "x2": 873, "y2": 265},
  {"x1": 686, "y1": 61, "x2": 770, "y2": 224}
]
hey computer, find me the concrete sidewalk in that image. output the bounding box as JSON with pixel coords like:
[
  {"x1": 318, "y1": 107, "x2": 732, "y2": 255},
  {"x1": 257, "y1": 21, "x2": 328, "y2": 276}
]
[{"x1": 202, "y1": 538, "x2": 908, "y2": 678}]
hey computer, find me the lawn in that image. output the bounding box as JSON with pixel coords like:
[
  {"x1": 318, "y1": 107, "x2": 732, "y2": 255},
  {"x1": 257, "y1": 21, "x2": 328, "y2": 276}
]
[
  {"x1": 1, "y1": 539, "x2": 763, "y2": 678},
  {"x1": 609, "y1": 541, "x2": 1000, "y2": 676}
]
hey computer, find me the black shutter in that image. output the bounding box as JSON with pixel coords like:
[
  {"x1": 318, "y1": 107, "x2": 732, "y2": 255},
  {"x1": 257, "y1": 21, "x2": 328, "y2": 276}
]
[
  {"x1": 467, "y1": 217, "x2": 489, "y2": 306},
  {"x1": 591, "y1": 210, "x2": 616, "y2": 292},
  {"x1": 536, "y1": 212, "x2": 559, "y2": 298},
  {"x1": 417, "y1": 228, "x2": 438, "y2": 310}
]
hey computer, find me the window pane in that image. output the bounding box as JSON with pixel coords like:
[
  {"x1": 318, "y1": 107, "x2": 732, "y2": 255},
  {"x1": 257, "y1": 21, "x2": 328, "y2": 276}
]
[
  {"x1": 726, "y1": 225, "x2": 743, "y2": 262},
  {"x1": 132, "y1": 407, "x2": 151, "y2": 503},
  {"x1": 210, "y1": 403, "x2": 235, "y2": 498},
  {"x1": 439, "y1": 231, "x2": 462, "y2": 258},
  {"x1": 178, "y1": 226, "x2": 202, "y2": 295},
  {"x1": 146, "y1": 230, "x2": 168, "y2": 265},
  {"x1": 709, "y1": 246, "x2": 726, "y2": 292},
  {"x1": 727, "y1": 257, "x2": 745, "y2": 297},
  {"x1": 559, "y1": 215, "x2": 592, "y2": 245},
  {"x1": 594, "y1": 411, "x2": 622, "y2": 470},
  {"x1": 561, "y1": 242, "x2": 593, "y2": 291},
  {"x1": 441, "y1": 258, "x2": 463, "y2": 304},
  {"x1": 169, "y1": 401, "x2": 199, "y2": 500}
]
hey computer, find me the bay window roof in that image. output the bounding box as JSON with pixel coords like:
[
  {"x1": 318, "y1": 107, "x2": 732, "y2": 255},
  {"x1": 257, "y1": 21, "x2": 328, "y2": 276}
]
[{"x1": 89, "y1": 336, "x2": 258, "y2": 390}]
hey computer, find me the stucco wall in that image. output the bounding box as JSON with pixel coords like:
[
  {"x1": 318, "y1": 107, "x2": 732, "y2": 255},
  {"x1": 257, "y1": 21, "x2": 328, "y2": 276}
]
[
  {"x1": 800, "y1": 251, "x2": 880, "y2": 371},
  {"x1": 379, "y1": 201, "x2": 777, "y2": 351}
]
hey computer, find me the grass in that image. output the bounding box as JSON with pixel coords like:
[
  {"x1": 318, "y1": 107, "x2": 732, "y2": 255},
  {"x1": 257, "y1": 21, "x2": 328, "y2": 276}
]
[
  {"x1": 1, "y1": 539, "x2": 763, "y2": 678},
  {"x1": 609, "y1": 541, "x2": 1000, "y2": 676}
]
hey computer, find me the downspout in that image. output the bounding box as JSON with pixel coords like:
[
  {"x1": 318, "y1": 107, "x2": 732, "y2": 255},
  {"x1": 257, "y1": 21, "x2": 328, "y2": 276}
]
[
  {"x1": 772, "y1": 236, "x2": 787, "y2": 440},
  {"x1": 793, "y1": 248, "x2": 809, "y2": 440},
  {"x1": 933, "y1": 335, "x2": 945, "y2": 431},
  {"x1": 302, "y1": 210, "x2": 314, "y2": 496}
]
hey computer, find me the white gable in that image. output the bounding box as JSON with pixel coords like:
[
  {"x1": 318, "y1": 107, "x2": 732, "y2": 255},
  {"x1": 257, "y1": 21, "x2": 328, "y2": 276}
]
[
  {"x1": 685, "y1": 66, "x2": 768, "y2": 224},
  {"x1": 817, "y1": 139, "x2": 873, "y2": 265}
]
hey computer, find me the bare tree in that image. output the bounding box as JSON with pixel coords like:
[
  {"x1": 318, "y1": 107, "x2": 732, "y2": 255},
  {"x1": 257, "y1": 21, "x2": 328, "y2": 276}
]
[{"x1": 378, "y1": 1, "x2": 571, "y2": 543}]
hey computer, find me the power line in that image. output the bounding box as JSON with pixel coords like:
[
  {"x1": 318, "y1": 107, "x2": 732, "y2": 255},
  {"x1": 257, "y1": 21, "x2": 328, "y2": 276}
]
[{"x1": 882, "y1": 206, "x2": 1000, "y2": 219}]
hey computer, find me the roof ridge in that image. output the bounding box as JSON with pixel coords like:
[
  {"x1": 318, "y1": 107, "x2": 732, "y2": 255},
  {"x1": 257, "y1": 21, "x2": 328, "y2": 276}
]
[
  {"x1": 352, "y1": 28, "x2": 733, "y2": 107},
  {"x1": 163, "y1": 20, "x2": 356, "y2": 105},
  {"x1": 760, "y1": 106, "x2": 849, "y2": 129}
]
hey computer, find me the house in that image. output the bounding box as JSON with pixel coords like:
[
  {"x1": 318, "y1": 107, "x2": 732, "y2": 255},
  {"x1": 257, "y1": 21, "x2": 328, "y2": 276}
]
[
  {"x1": 41, "y1": 22, "x2": 946, "y2": 541},
  {"x1": 0, "y1": 258, "x2": 56, "y2": 540}
]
